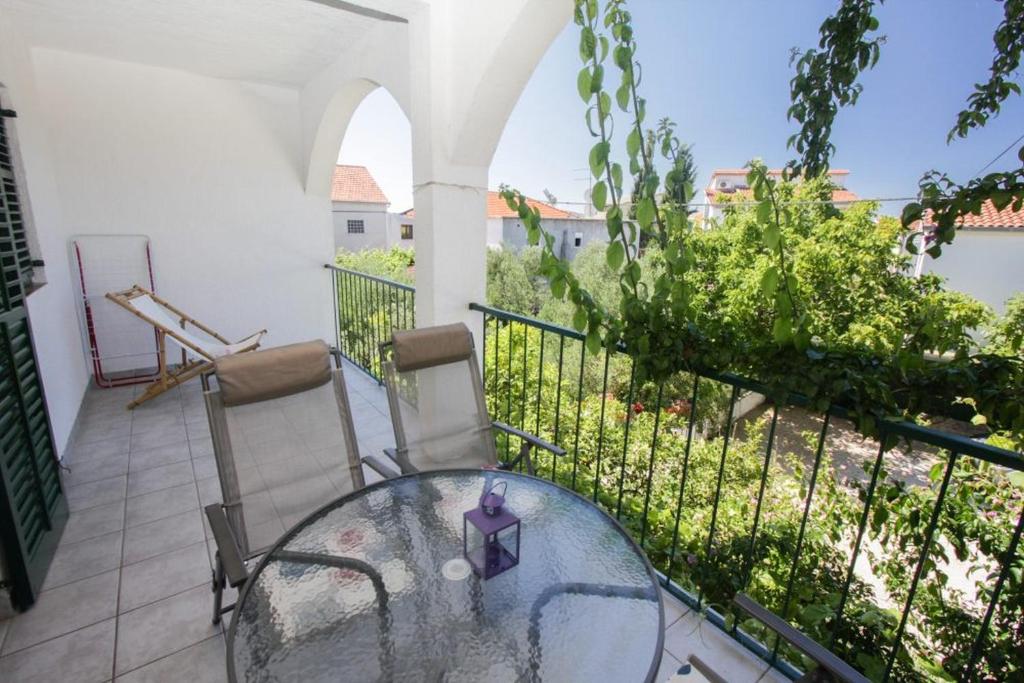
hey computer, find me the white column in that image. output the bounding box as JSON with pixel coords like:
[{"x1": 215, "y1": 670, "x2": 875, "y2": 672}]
[{"x1": 411, "y1": 169, "x2": 488, "y2": 343}]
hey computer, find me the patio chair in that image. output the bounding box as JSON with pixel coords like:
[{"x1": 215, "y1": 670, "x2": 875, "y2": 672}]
[
  {"x1": 367, "y1": 322, "x2": 565, "y2": 477},
  {"x1": 732, "y1": 593, "x2": 870, "y2": 683},
  {"x1": 106, "y1": 284, "x2": 266, "y2": 408},
  {"x1": 201, "y1": 340, "x2": 365, "y2": 624}
]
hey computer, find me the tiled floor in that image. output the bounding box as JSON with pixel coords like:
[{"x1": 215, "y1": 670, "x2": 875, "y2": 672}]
[{"x1": 0, "y1": 361, "x2": 784, "y2": 682}]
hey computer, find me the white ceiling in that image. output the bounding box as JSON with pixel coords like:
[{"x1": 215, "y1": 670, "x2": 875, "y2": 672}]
[{"x1": 1, "y1": 0, "x2": 418, "y2": 87}]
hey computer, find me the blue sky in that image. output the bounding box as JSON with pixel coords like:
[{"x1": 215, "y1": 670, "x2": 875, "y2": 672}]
[{"x1": 339, "y1": 0, "x2": 1022, "y2": 215}]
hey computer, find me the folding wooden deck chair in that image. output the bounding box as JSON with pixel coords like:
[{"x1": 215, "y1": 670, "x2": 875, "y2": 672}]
[{"x1": 106, "y1": 285, "x2": 266, "y2": 409}]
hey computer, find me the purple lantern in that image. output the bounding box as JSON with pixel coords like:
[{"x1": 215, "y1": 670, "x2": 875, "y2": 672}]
[{"x1": 463, "y1": 481, "x2": 520, "y2": 579}]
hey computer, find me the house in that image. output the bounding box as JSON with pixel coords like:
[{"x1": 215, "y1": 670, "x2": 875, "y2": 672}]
[
  {"x1": 703, "y1": 168, "x2": 858, "y2": 221},
  {"x1": 331, "y1": 164, "x2": 393, "y2": 250},
  {"x1": 914, "y1": 200, "x2": 1024, "y2": 313},
  {"x1": 400, "y1": 191, "x2": 609, "y2": 259}
]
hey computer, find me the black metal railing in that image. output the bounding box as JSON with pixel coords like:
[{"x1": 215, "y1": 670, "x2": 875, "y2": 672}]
[
  {"x1": 469, "y1": 302, "x2": 1024, "y2": 683},
  {"x1": 327, "y1": 266, "x2": 1024, "y2": 681},
  {"x1": 326, "y1": 264, "x2": 414, "y2": 382}
]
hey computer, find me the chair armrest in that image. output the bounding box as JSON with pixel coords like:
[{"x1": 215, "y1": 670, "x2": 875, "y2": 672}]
[
  {"x1": 688, "y1": 655, "x2": 728, "y2": 683},
  {"x1": 362, "y1": 453, "x2": 403, "y2": 479},
  {"x1": 492, "y1": 421, "x2": 566, "y2": 456},
  {"x1": 733, "y1": 593, "x2": 869, "y2": 683},
  {"x1": 204, "y1": 504, "x2": 248, "y2": 588}
]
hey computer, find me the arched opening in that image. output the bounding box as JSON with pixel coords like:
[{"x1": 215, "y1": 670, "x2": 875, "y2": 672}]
[{"x1": 329, "y1": 87, "x2": 413, "y2": 261}]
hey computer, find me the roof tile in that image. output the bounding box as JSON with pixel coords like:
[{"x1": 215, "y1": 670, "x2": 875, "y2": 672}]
[
  {"x1": 920, "y1": 200, "x2": 1024, "y2": 230},
  {"x1": 331, "y1": 165, "x2": 389, "y2": 204}
]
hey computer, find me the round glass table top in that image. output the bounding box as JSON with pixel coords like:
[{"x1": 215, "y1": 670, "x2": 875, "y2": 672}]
[{"x1": 228, "y1": 470, "x2": 664, "y2": 682}]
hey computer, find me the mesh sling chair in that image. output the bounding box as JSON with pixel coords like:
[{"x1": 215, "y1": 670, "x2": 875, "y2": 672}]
[
  {"x1": 365, "y1": 322, "x2": 566, "y2": 478},
  {"x1": 202, "y1": 340, "x2": 365, "y2": 624}
]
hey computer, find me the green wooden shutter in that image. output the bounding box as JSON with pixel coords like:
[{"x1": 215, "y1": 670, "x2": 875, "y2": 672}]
[{"x1": 0, "y1": 107, "x2": 67, "y2": 611}]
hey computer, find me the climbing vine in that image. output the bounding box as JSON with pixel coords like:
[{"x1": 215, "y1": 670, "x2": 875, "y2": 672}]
[{"x1": 500, "y1": 0, "x2": 1024, "y2": 446}]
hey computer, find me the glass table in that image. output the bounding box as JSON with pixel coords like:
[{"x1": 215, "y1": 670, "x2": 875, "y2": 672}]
[{"x1": 227, "y1": 469, "x2": 664, "y2": 682}]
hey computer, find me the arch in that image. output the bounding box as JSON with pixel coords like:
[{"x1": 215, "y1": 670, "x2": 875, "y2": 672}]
[
  {"x1": 448, "y1": 0, "x2": 573, "y2": 168},
  {"x1": 305, "y1": 78, "x2": 381, "y2": 198}
]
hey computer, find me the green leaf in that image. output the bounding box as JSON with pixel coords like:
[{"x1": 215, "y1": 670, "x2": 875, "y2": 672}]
[
  {"x1": 626, "y1": 128, "x2": 641, "y2": 158},
  {"x1": 585, "y1": 328, "x2": 602, "y2": 355},
  {"x1": 615, "y1": 83, "x2": 630, "y2": 112},
  {"x1": 550, "y1": 275, "x2": 566, "y2": 300},
  {"x1": 901, "y1": 202, "x2": 924, "y2": 228},
  {"x1": 592, "y1": 181, "x2": 607, "y2": 211},
  {"x1": 577, "y1": 68, "x2": 592, "y2": 102},
  {"x1": 756, "y1": 200, "x2": 772, "y2": 224},
  {"x1": 610, "y1": 163, "x2": 623, "y2": 193},
  {"x1": 589, "y1": 142, "x2": 610, "y2": 179},
  {"x1": 991, "y1": 190, "x2": 1012, "y2": 211},
  {"x1": 764, "y1": 224, "x2": 781, "y2": 250},
  {"x1": 579, "y1": 27, "x2": 596, "y2": 61},
  {"x1": 772, "y1": 316, "x2": 792, "y2": 344},
  {"x1": 606, "y1": 240, "x2": 625, "y2": 270},
  {"x1": 572, "y1": 306, "x2": 588, "y2": 332},
  {"x1": 761, "y1": 267, "x2": 779, "y2": 298},
  {"x1": 636, "y1": 197, "x2": 655, "y2": 228},
  {"x1": 591, "y1": 65, "x2": 604, "y2": 94},
  {"x1": 1007, "y1": 471, "x2": 1024, "y2": 490}
]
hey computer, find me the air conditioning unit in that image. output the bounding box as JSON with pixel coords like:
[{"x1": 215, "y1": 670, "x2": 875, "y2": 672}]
[{"x1": 718, "y1": 180, "x2": 728, "y2": 189}]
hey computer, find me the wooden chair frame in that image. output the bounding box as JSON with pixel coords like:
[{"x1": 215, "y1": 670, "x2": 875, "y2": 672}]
[{"x1": 106, "y1": 285, "x2": 266, "y2": 409}]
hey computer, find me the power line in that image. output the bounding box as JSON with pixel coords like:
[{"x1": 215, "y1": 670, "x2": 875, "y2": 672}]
[
  {"x1": 974, "y1": 131, "x2": 1024, "y2": 176},
  {"x1": 553, "y1": 195, "x2": 919, "y2": 208}
]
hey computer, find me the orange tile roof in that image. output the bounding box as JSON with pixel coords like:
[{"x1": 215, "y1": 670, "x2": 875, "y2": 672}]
[
  {"x1": 919, "y1": 200, "x2": 1024, "y2": 230},
  {"x1": 487, "y1": 191, "x2": 575, "y2": 219},
  {"x1": 330, "y1": 165, "x2": 389, "y2": 204},
  {"x1": 401, "y1": 191, "x2": 576, "y2": 219}
]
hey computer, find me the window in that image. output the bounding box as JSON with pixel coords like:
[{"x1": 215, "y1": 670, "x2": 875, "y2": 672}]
[
  {"x1": 347, "y1": 219, "x2": 365, "y2": 234},
  {"x1": 573, "y1": 232, "x2": 583, "y2": 247},
  {"x1": 401, "y1": 223, "x2": 413, "y2": 240}
]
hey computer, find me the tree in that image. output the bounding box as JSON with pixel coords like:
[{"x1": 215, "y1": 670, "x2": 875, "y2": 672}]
[
  {"x1": 500, "y1": 0, "x2": 1024, "y2": 445},
  {"x1": 486, "y1": 246, "x2": 541, "y2": 316}
]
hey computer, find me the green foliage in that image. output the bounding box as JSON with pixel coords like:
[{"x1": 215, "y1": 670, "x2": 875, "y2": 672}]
[
  {"x1": 486, "y1": 246, "x2": 542, "y2": 316},
  {"x1": 335, "y1": 246, "x2": 414, "y2": 284},
  {"x1": 986, "y1": 294, "x2": 1024, "y2": 357},
  {"x1": 785, "y1": 0, "x2": 884, "y2": 179},
  {"x1": 868, "y1": 456, "x2": 1024, "y2": 680},
  {"x1": 481, "y1": 323, "x2": 932, "y2": 680},
  {"x1": 500, "y1": 0, "x2": 1024, "y2": 450}
]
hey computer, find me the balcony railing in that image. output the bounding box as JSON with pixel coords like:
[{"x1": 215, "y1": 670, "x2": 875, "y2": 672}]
[
  {"x1": 326, "y1": 264, "x2": 414, "y2": 382},
  {"x1": 331, "y1": 266, "x2": 1024, "y2": 682}
]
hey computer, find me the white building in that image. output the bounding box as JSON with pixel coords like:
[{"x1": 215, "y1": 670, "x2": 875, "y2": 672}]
[
  {"x1": 915, "y1": 200, "x2": 1024, "y2": 314},
  {"x1": 703, "y1": 168, "x2": 857, "y2": 221},
  {"x1": 331, "y1": 164, "x2": 391, "y2": 251},
  {"x1": 402, "y1": 190, "x2": 608, "y2": 259}
]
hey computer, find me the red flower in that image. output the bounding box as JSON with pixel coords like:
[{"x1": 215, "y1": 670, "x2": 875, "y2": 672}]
[{"x1": 631, "y1": 402, "x2": 644, "y2": 414}]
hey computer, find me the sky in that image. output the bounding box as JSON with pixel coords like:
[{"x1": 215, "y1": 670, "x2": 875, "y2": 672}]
[{"x1": 338, "y1": 0, "x2": 1023, "y2": 216}]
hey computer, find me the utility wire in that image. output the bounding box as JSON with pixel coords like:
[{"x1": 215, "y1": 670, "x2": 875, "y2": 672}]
[
  {"x1": 974, "y1": 131, "x2": 1024, "y2": 176},
  {"x1": 553, "y1": 195, "x2": 919, "y2": 208}
]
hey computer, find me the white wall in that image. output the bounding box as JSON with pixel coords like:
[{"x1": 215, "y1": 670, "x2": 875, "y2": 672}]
[
  {"x1": 386, "y1": 213, "x2": 415, "y2": 247},
  {"x1": 332, "y1": 201, "x2": 388, "y2": 251},
  {"x1": 0, "y1": 31, "x2": 90, "y2": 456},
  {"x1": 4, "y1": 48, "x2": 338, "y2": 454},
  {"x1": 923, "y1": 230, "x2": 1024, "y2": 314}
]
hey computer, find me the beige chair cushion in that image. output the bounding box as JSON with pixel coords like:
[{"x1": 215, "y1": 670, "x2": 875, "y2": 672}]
[
  {"x1": 215, "y1": 340, "x2": 331, "y2": 406},
  {"x1": 392, "y1": 323, "x2": 473, "y2": 371}
]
